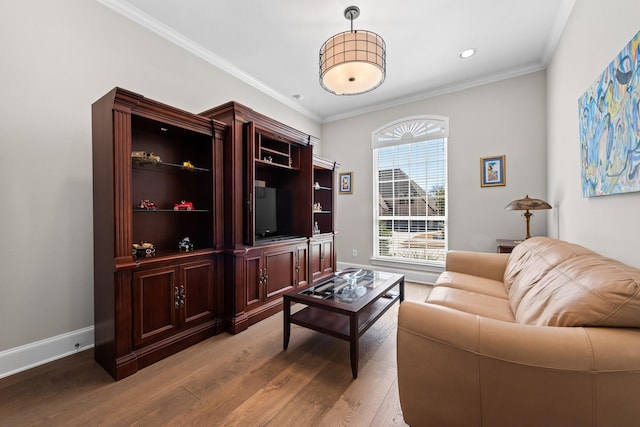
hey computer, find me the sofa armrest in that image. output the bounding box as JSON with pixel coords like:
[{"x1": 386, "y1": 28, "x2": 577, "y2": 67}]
[
  {"x1": 397, "y1": 301, "x2": 640, "y2": 426},
  {"x1": 445, "y1": 250, "x2": 509, "y2": 282}
]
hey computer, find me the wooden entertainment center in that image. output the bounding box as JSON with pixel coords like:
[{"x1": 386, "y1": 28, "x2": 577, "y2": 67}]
[{"x1": 92, "y1": 88, "x2": 338, "y2": 380}]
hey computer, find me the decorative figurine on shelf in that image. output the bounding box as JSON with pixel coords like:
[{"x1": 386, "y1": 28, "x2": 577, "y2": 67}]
[
  {"x1": 131, "y1": 151, "x2": 148, "y2": 162},
  {"x1": 132, "y1": 242, "x2": 155, "y2": 257},
  {"x1": 174, "y1": 200, "x2": 194, "y2": 211},
  {"x1": 131, "y1": 151, "x2": 162, "y2": 165},
  {"x1": 137, "y1": 199, "x2": 157, "y2": 210},
  {"x1": 314, "y1": 221, "x2": 320, "y2": 235},
  {"x1": 263, "y1": 156, "x2": 273, "y2": 163},
  {"x1": 289, "y1": 158, "x2": 293, "y2": 167},
  {"x1": 147, "y1": 152, "x2": 162, "y2": 164},
  {"x1": 314, "y1": 182, "x2": 320, "y2": 189},
  {"x1": 178, "y1": 237, "x2": 194, "y2": 252},
  {"x1": 313, "y1": 202, "x2": 322, "y2": 212},
  {"x1": 181, "y1": 160, "x2": 195, "y2": 171}
]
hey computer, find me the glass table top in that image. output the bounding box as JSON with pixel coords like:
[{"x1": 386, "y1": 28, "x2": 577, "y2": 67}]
[{"x1": 298, "y1": 269, "x2": 400, "y2": 303}]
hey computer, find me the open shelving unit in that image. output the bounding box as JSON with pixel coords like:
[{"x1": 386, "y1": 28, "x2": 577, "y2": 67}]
[
  {"x1": 254, "y1": 130, "x2": 300, "y2": 170},
  {"x1": 310, "y1": 156, "x2": 339, "y2": 284},
  {"x1": 92, "y1": 87, "x2": 226, "y2": 380}
]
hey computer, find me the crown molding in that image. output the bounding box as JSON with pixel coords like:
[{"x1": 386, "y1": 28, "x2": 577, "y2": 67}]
[
  {"x1": 96, "y1": 0, "x2": 321, "y2": 122},
  {"x1": 541, "y1": 0, "x2": 576, "y2": 66},
  {"x1": 321, "y1": 62, "x2": 547, "y2": 123}
]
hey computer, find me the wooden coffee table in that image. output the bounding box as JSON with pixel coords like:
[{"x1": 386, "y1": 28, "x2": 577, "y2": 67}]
[{"x1": 283, "y1": 269, "x2": 404, "y2": 378}]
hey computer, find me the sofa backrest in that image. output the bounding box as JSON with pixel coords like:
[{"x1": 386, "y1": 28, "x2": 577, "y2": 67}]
[{"x1": 503, "y1": 237, "x2": 640, "y2": 327}]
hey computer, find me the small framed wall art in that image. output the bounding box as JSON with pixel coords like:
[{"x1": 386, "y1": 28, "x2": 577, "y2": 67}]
[
  {"x1": 480, "y1": 155, "x2": 505, "y2": 187},
  {"x1": 339, "y1": 172, "x2": 353, "y2": 194}
]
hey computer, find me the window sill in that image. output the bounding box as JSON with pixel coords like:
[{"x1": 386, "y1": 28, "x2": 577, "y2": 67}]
[{"x1": 369, "y1": 257, "x2": 443, "y2": 284}]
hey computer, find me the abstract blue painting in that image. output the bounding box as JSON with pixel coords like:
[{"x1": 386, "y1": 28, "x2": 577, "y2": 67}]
[{"x1": 578, "y1": 30, "x2": 640, "y2": 197}]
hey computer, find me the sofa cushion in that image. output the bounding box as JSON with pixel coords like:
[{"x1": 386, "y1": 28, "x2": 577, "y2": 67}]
[
  {"x1": 435, "y1": 271, "x2": 507, "y2": 299},
  {"x1": 504, "y1": 237, "x2": 640, "y2": 327},
  {"x1": 427, "y1": 286, "x2": 515, "y2": 322}
]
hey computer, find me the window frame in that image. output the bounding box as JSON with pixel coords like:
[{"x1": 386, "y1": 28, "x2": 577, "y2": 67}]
[{"x1": 371, "y1": 116, "x2": 449, "y2": 267}]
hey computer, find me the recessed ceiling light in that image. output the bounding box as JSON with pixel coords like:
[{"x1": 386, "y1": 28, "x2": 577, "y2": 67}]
[{"x1": 459, "y1": 48, "x2": 477, "y2": 59}]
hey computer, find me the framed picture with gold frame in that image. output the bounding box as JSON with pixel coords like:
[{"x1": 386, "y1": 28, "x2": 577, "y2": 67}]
[
  {"x1": 480, "y1": 155, "x2": 505, "y2": 187},
  {"x1": 339, "y1": 172, "x2": 353, "y2": 194}
]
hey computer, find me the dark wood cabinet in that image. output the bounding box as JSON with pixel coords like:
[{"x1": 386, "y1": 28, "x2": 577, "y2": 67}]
[
  {"x1": 131, "y1": 258, "x2": 216, "y2": 348},
  {"x1": 92, "y1": 88, "x2": 226, "y2": 380},
  {"x1": 93, "y1": 89, "x2": 339, "y2": 379},
  {"x1": 310, "y1": 156, "x2": 339, "y2": 284},
  {"x1": 200, "y1": 102, "x2": 317, "y2": 333},
  {"x1": 228, "y1": 239, "x2": 308, "y2": 332}
]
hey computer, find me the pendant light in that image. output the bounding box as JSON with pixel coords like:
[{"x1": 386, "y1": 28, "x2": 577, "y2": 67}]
[{"x1": 319, "y1": 6, "x2": 386, "y2": 95}]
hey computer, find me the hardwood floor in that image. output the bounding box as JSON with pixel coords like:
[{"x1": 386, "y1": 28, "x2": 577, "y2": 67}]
[{"x1": 0, "y1": 282, "x2": 431, "y2": 426}]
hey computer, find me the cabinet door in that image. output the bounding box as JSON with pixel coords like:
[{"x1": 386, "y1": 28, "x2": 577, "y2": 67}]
[
  {"x1": 132, "y1": 266, "x2": 179, "y2": 348},
  {"x1": 310, "y1": 237, "x2": 335, "y2": 284},
  {"x1": 244, "y1": 253, "x2": 263, "y2": 310},
  {"x1": 309, "y1": 239, "x2": 323, "y2": 283},
  {"x1": 295, "y1": 245, "x2": 308, "y2": 288},
  {"x1": 320, "y1": 238, "x2": 334, "y2": 277},
  {"x1": 264, "y1": 248, "x2": 295, "y2": 300},
  {"x1": 181, "y1": 259, "x2": 215, "y2": 327}
]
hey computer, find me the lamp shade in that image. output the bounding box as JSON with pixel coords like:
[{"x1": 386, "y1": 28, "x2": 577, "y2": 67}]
[
  {"x1": 505, "y1": 195, "x2": 552, "y2": 211},
  {"x1": 319, "y1": 7, "x2": 386, "y2": 95}
]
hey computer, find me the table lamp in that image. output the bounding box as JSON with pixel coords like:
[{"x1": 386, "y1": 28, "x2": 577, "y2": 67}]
[{"x1": 505, "y1": 195, "x2": 551, "y2": 239}]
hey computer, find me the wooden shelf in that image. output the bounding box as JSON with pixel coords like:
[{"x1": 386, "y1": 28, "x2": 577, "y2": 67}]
[
  {"x1": 132, "y1": 160, "x2": 210, "y2": 172},
  {"x1": 260, "y1": 146, "x2": 289, "y2": 158},
  {"x1": 255, "y1": 158, "x2": 298, "y2": 170},
  {"x1": 290, "y1": 297, "x2": 398, "y2": 340}
]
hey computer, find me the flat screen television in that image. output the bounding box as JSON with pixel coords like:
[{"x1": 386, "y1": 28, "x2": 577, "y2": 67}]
[{"x1": 254, "y1": 186, "x2": 292, "y2": 240}]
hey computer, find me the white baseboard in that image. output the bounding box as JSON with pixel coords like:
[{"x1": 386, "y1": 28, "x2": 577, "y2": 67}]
[
  {"x1": 0, "y1": 327, "x2": 94, "y2": 379},
  {"x1": 337, "y1": 261, "x2": 441, "y2": 284}
]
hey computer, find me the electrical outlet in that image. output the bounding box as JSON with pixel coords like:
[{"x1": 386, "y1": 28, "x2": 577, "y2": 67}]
[{"x1": 352, "y1": 249, "x2": 358, "y2": 257}]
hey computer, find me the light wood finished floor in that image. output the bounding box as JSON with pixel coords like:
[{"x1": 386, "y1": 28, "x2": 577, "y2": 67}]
[{"x1": 0, "y1": 282, "x2": 431, "y2": 426}]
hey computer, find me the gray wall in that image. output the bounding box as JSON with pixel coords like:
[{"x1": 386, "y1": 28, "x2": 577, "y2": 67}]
[
  {"x1": 323, "y1": 71, "x2": 548, "y2": 278},
  {"x1": 547, "y1": 0, "x2": 640, "y2": 266}
]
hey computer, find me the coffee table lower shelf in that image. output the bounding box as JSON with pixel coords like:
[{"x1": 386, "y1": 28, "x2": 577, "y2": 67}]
[{"x1": 290, "y1": 296, "x2": 399, "y2": 340}]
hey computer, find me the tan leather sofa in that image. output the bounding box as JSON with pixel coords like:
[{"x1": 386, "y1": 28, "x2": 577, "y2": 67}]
[{"x1": 397, "y1": 237, "x2": 640, "y2": 427}]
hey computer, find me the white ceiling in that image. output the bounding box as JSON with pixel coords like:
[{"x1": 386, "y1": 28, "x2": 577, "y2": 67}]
[{"x1": 100, "y1": 0, "x2": 575, "y2": 123}]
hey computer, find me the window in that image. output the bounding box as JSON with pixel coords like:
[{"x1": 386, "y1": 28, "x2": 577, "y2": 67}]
[{"x1": 372, "y1": 116, "x2": 448, "y2": 266}]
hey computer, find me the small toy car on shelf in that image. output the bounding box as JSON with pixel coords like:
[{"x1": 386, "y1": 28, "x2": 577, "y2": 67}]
[
  {"x1": 131, "y1": 151, "x2": 162, "y2": 165},
  {"x1": 181, "y1": 160, "x2": 195, "y2": 171},
  {"x1": 131, "y1": 151, "x2": 148, "y2": 162},
  {"x1": 173, "y1": 200, "x2": 194, "y2": 211},
  {"x1": 178, "y1": 237, "x2": 194, "y2": 252},
  {"x1": 137, "y1": 199, "x2": 157, "y2": 210},
  {"x1": 132, "y1": 242, "x2": 155, "y2": 257}
]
